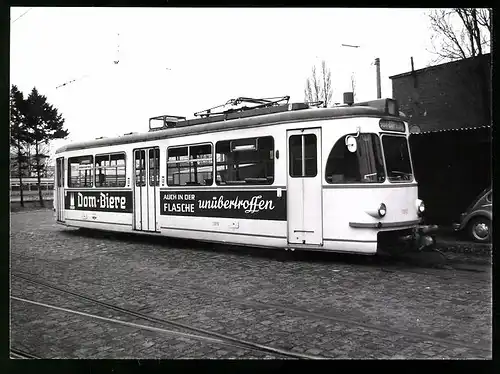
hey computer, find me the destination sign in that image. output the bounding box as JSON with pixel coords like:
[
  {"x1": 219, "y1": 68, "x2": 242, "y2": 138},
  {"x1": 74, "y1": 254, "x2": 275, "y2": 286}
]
[
  {"x1": 65, "y1": 190, "x2": 133, "y2": 213},
  {"x1": 160, "y1": 190, "x2": 287, "y2": 221}
]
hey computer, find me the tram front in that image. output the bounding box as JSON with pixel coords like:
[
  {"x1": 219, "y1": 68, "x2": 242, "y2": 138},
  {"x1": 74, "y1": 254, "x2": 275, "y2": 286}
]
[{"x1": 322, "y1": 99, "x2": 437, "y2": 255}]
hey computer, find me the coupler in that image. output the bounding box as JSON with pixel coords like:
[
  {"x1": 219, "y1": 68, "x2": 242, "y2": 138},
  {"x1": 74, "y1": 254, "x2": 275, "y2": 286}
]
[{"x1": 399, "y1": 224, "x2": 439, "y2": 252}]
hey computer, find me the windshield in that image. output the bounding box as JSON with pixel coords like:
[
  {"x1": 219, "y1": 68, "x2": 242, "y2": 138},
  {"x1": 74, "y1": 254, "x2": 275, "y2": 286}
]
[
  {"x1": 325, "y1": 133, "x2": 385, "y2": 184},
  {"x1": 381, "y1": 135, "x2": 413, "y2": 182}
]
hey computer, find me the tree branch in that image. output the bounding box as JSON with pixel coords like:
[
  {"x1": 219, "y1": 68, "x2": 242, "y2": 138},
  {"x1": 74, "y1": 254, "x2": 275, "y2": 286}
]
[{"x1": 428, "y1": 8, "x2": 491, "y2": 61}]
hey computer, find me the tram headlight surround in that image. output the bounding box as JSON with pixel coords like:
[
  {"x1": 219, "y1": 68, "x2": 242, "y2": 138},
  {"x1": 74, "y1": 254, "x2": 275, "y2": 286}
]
[{"x1": 378, "y1": 203, "x2": 387, "y2": 217}]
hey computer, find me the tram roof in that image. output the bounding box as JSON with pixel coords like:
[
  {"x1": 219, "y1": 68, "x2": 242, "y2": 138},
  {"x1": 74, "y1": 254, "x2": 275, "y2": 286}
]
[{"x1": 56, "y1": 103, "x2": 404, "y2": 154}]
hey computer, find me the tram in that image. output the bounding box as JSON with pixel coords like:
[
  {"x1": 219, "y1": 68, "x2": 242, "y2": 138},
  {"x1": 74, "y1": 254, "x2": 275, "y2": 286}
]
[{"x1": 53, "y1": 94, "x2": 437, "y2": 255}]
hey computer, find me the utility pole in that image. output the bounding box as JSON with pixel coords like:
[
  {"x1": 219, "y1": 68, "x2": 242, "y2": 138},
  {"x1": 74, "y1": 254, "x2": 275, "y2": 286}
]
[
  {"x1": 340, "y1": 44, "x2": 360, "y2": 100},
  {"x1": 374, "y1": 57, "x2": 381, "y2": 99},
  {"x1": 341, "y1": 44, "x2": 382, "y2": 99},
  {"x1": 114, "y1": 32, "x2": 120, "y2": 65}
]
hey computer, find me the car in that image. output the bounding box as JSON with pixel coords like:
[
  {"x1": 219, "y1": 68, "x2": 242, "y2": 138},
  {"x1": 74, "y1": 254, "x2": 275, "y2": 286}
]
[{"x1": 452, "y1": 187, "x2": 492, "y2": 243}]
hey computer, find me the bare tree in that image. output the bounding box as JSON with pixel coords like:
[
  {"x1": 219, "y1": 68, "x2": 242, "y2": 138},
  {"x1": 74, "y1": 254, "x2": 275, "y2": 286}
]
[
  {"x1": 40, "y1": 143, "x2": 54, "y2": 178},
  {"x1": 427, "y1": 8, "x2": 491, "y2": 127},
  {"x1": 428, "y1": 8, "x2": 491, "y2": 63},
  {"x1": 24, "y1": 142, "x2": 53, "y2": 177},
  {"x1": 304, "y1": 60, "x2": 333, "y2": 107}
]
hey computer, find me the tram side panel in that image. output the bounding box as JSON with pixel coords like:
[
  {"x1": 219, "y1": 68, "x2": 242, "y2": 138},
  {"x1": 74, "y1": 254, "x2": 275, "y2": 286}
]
[
  {"x1": 157, "y1": 189, "x2": 288, "y2": 248},
  {"x1": 63, "y1": 189, "x2": 134, "y2": 232},
  {"x1": 157, "y1": 125, "x2": 288, "y2": 247},
  {"x1": 61, "y1": 146, "x2": 136, "y2": 232}
]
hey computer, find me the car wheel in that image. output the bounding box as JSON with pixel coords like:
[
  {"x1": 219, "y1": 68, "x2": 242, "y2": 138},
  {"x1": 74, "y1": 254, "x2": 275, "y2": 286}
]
[{"x1": 468, "y1": 217, "x2": 491, "y2": 243}]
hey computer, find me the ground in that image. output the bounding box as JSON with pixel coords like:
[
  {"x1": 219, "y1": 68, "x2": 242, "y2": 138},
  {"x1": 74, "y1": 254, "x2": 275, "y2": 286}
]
[{"x1": 10, "y1": 209, "x2": 492, "y2": 359}]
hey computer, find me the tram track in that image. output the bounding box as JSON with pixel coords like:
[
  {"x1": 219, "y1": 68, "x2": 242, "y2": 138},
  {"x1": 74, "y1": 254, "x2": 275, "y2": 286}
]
[
  {"x1": 11, "y1": 248, "x2": 490, "y2": 315},
  {"x1": 11, "y1": 271, "x2": 491, "y2": 354},
  {"x1": 10, "y1": 348, "x2": 40, "y2": 359},
  {"x1": 71, "y1": 228, "x2": 493, "y2": 282},
  {"x1": 11, "y1": 273, "x2": 322, "y2": 360},
  {"x1": 287, "y1": 249, "x2": 491, "y2": 283},
  {"x1": 369, "y1": 253, "x2": 490, "y2": 283},
  {"x1": 14, "y1": 250, "x2": 489, "y2": 309},
  {"x1": 45, "y1": 224, "x2": 492, "y2": 282},
  {"x1": 11, "y1": 243, "x2": 491, "y2": 285}
]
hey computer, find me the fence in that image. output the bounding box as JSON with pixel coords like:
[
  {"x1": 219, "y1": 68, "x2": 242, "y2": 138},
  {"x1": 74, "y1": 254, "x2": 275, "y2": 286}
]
[{"x1": 10, "y1": 177, "x2": 54, "y2": 202}]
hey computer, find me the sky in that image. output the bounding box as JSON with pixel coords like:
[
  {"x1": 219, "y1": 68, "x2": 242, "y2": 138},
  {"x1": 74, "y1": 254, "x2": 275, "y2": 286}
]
[{"x1": 10, "y1": 7, "x2": 439, "y2": 155}]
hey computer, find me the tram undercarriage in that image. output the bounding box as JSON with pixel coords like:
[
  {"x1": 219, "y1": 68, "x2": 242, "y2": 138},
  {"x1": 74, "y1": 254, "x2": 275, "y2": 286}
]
[{"x1": 377, "y1": 224, "x2": 439, "y2": 254}]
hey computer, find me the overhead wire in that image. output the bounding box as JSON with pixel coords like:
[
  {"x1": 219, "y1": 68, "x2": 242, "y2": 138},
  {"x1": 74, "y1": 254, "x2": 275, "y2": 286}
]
[
  {"x1": 12, "y1": 8, "x2": 33, "y2": 23},
  {"x1": 57, "y1": 30, "x2": 122, "y2": 90}
]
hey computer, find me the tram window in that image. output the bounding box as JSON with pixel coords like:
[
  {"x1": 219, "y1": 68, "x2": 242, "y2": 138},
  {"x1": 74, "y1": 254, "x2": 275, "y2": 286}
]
[
  {"x1": 149, "y1": 148, "x2": 160, "y2": 186},
  {"x1": 216, "y1": 136, "x2": 274, "y2": 185},
  {"x1": 56, "y1": 159, "x2": 64, "y2": 187},
  {"x1": 68, "y1": 155, "x2": 94, "y2": 187},
  {"x1": 325, "y1": 133, "x2": 385, "y2": 184},
  {"x1": 135, "y1": 150, "x2": 146, "y2": 187},
  {"x1": 11, "y1": 185, "x2": 20, "y2": 191},
  {"x1": 381, "y1": 135, "x2": 413, "y2": 182},
  {"x1": 95, "y1": 153, "x2": 126, "y2": 187},
  {"x1": 289, "y1": 136, "x2": 302, "y2": 177},
  {"x1": 289, "y1": 134, "x2": 317, "y2": 177},
  {"x1": 57, "y1": 165, "x2": 61, "y2": 187},
  {"x1": 167, "y1": 144, "x2": 213, "y2": 186}
]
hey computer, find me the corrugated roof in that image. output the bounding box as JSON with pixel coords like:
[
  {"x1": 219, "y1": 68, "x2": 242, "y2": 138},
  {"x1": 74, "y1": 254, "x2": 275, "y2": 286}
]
[{"x1": 411, "y1": 125, "x2": 492, "y2": 135}]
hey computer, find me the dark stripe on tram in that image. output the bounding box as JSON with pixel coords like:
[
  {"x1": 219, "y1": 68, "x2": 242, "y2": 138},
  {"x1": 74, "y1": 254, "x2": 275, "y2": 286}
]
[
  {"x1": 159, "y1": 186, "x2": 287, "y2": 191},
  {"x1": 160, "y1": 226, "x2": 286, "y2": 239},
  {"x1": 323, "y1": 238, "x2": 377, "y2": 243},
  {"x1": 66, "y1": 218, "x2": 132, "y2": 227},
  {"x1": 323, "y1": 184, "x2": 417, "y2": 189}
]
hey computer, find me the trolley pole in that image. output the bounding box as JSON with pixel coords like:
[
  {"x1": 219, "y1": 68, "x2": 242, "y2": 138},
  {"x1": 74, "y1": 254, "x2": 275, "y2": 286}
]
[{"x1": 374, "y1": 57, "x2": 381, "y2": 99}]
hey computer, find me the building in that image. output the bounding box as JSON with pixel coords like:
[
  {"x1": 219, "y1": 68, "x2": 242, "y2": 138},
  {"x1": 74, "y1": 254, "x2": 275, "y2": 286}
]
[
  {"x1": 389, "y1": 54, "x2": 492, "y2": 226},
  {"x1": 390, "y1": 53, "x2": 491, "y2": 133}
]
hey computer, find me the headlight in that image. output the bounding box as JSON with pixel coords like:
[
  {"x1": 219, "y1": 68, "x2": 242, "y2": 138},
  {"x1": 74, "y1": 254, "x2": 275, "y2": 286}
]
[
  {"x1": 378, "y1": 203, "x2": 387, "y2": 217},
  {"x1": 416, "y1": 199, "x2": 425, "y2": 216}
]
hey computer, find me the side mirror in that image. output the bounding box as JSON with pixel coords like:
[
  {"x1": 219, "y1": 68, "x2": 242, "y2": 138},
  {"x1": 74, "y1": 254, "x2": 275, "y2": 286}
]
[{"x1": 346, "y1": 136, "x2": 357, "y2": 153}]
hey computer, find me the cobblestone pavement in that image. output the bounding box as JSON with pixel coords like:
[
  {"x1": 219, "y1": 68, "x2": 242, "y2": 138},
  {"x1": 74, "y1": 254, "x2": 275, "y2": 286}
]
[
  {"x1": 10, "y1": 210, "x2": 492, "y2": 359},
  {"x1": 10, "y1": 278, "x2": 279, "y2": 359}
]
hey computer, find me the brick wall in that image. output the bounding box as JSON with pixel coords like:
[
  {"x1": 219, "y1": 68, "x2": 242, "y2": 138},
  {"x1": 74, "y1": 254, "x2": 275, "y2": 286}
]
[{"x1": 390, "y1": 54, "x2": 491, "y2": 132}]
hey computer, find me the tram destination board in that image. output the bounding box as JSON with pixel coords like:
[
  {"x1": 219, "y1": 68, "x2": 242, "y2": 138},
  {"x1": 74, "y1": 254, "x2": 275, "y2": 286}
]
[
  {"x1": 65, "y1": 190, "x2": 133, "y2": 213},
  {"x1": 160, "y1": 190, "x2": 287, "y2": 221}
]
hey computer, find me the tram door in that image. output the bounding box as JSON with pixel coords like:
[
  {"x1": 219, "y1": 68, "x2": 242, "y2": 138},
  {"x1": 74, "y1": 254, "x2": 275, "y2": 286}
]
[
  {"x1": 286, "y1": 128, "x2": 323, "y2": 245},
  {"x1": 55, "y1": 157, "x2": 65, "y2": 222},
  {"x1": 133, "y1": 148, "x2": 160, "y2": 232}
]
